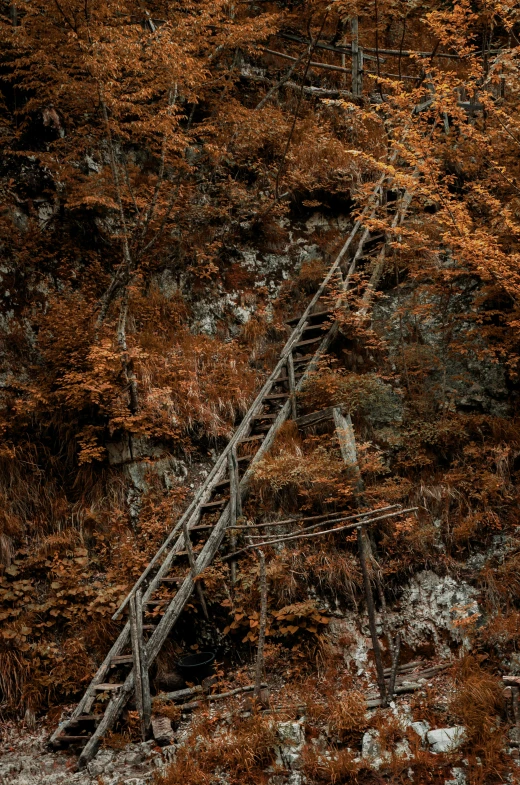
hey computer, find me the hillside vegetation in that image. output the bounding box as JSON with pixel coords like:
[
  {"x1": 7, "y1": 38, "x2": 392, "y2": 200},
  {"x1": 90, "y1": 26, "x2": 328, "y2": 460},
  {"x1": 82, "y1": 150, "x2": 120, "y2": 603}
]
[{"x1": 1, "y1": 0, "x2": 520, "y2": 782}]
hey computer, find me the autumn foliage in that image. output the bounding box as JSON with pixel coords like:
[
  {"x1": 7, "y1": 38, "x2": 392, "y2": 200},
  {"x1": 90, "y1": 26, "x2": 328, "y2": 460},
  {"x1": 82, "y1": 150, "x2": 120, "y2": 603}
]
[{"x1": 0, "y1": 12, "x2": 519, "y2": 785}]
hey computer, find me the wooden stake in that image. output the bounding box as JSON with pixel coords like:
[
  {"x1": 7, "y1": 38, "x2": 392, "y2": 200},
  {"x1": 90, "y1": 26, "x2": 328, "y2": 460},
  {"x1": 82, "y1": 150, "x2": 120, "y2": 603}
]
[
  {"x1": 129, "y1": 591, "x2": 150, "y2": 740},
  {"x1": 136, "y1": 590, "x2": 151, "y2": 737},
  {"x1": 254, "y1": 549, "x2": 268, "y2": 697},
  {"x1": 357, "y1": 525, "x2": 387, "y2": 707},
  {"x1": 182, "y1": 518, "x2": 209, "y2": 620},
  {"x1": 287, "y1": 354, "x2": 298, "y2": 420},
  {"x1": 227, "y1": 449, "x2": 240, "y2": 584},
  {"x1": 333, "y1": 407, "x2": 364, "y2": 492}
]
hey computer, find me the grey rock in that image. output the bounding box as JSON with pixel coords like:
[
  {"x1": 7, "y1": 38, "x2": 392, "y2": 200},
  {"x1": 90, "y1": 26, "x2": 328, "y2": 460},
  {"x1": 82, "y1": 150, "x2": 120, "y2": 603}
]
[
  {"x1": 445, "y1": 767, "x2": 467, "y2": 785},
  {"x1": 427, "y1": 727, "x2": 466, "y2": 753},
  {"x1": 411, "y1": 720, "x2": 430, "y2": 742},
  {"x1": 274, "y1": 721, "x2": 305, "y2": 771}
]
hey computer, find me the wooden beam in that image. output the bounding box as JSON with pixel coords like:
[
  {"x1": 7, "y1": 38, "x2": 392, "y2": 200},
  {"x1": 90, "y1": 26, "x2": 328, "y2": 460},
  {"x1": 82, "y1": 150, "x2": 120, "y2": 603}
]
[
  {"x1": 295, "y1": 405, "x2": 337, "y2": 429},
  {"x1": 262, "y1": 47, "x2": 352, "y2": 75}
]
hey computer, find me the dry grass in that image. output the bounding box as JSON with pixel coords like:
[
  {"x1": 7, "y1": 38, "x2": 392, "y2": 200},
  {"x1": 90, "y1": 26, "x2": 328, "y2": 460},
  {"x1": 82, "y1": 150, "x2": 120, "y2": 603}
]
[
  {"x1": 155, "y1": 711, "x2": 277, "y2": 785},
  {"x1": 301, "y1": 745, "x2": 361, "y2": 784},
  {"x1": 448, "y1": 656, "x2": 507, "y2": 783}
]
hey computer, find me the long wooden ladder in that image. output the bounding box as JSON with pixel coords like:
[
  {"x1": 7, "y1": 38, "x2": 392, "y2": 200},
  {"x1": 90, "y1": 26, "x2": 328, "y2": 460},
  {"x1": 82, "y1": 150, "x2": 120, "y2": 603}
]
[{"x1": 50, "y1": 169, "x2": 413, "y2": 767}]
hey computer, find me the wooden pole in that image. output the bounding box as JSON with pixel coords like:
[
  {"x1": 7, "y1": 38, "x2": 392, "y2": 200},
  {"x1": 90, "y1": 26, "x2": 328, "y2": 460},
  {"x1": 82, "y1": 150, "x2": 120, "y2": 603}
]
[
  {"x1": 351, "y1": 18, "x2": 360, "y2": 97},
  {"x1": 136, "y1": 590, "x2": 151, "y2": 737},
  {"x1": 129, "y1": 594, "x2": 145, "y2": 739},
  {"x1": 287, "y1": 354, "x2": 298, "y2": 420},
  {"x1": 357, "y1": 525, "x2": 387, "y2": 706},
  {"x1": 228, "y1": 450, "x2": 238, "y2": 584},
  {"x1": 254, "y1": 549, "x2": 268, "y2": 697},
  {"x1": 333, "y1": 407, "x2": 364, "y2": 492},
  {"x1": 182, "y1": 518, "x2": 209, "y2": 620}
]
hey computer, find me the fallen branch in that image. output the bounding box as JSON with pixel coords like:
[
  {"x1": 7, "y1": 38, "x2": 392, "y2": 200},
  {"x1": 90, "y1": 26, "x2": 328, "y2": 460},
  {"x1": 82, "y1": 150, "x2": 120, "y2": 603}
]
[
  {"x1": 278, "y1": 32, "x2": 479, "y2": 59},
  {"x1": 262, "y1": 47, "x2": 352, "y2": 74},
  {"x1": 228, "y1": 504, "x2": 400, "y2": 530},
  {"x1": 222, "y1": 507, "x2": 418, "y2": 560},
  {"x1": 178, "y1": 683, "x2": 268, "y2": 711},
  {"x1": 248, "y1": 508, "x2": 405, "y2": 538},
  {"x1": 242, "y1": 70, "x2": 358, "y2": 100}
]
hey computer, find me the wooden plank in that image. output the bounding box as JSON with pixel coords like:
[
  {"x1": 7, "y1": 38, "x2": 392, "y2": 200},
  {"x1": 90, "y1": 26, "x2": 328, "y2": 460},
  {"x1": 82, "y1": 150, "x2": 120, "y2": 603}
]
[
  {"x1": 293, "y1": 337, "x2": 322, "y2": 349},
  {"x1": 252, "y1": 412, "x2": 278, "y2": 421},
  {"x1": 110, "y1": 655, "x2": 133, "y2": 666},
  {"x1": 285, "y1": 308, "x2": 331, "y2": 326},
  {"x1": 200, "y1": 499, "x2": 227, "y2": 510},
  {"x1": 296, "y1": 406, "x2": 337, "y2": 428},
  {"x1": 292, "y1": 353, "x2": 315, "y2": 365}
]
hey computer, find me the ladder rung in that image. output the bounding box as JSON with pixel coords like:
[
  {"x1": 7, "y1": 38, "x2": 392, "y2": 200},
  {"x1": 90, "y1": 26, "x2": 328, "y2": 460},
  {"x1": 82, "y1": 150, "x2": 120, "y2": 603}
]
[
  {"x1": 200, "y1": 499, "x2": 227, "y2": 510},
  {"x1": 292, "y1": 353, "x2": 314, "y2": 365},
  {"x1": 263, "y1": 392, "x2": 290, "y2": 401},
  {"x1": 160, "y1": 576, "x2": 185, "y2": 583},
  {"x1": 56, "y1": 735, "x2": 92, "y2": 743},
  {"x1": 237, "y1": 454, "x2": 253, "y2": 462},
  {"x1": 143, "y1": 624, "x2": 157, "y2": 630},
  {"x1": 293, "y1": 337, "x2": 322, "y2": 349},
  {"x1": 93, "y1": 683, "x2": 123, "y2": 691},
  {"x1": 110, "y1": 655, "x2": 133, "y2": 666},
  {"x1": 68, "y1": 715, "x2": 102, "y2": 725},
  {"x1": 252, "y1": 413, "x2": 277, "y2": 421},
  {"x1": 213, "y1": 478, "x2": 230, "y2": 491},
  {"x1": 285, "y1": 308, "x2": 331, "y2": 326},
  {"x1": 365, "y1": 233, "x2": 386, "y2": 244},
  {"x1": 238, "y1": 435, "x2": 263, "y2": 443}
]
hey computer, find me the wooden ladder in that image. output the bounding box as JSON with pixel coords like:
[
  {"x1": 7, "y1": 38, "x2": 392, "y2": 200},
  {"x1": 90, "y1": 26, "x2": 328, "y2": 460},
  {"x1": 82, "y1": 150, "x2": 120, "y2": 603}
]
[{"x1": 49, "y1": 170, "x2": 412, "y2": 767}]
